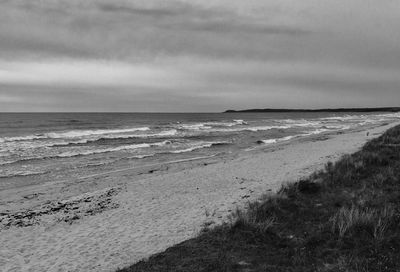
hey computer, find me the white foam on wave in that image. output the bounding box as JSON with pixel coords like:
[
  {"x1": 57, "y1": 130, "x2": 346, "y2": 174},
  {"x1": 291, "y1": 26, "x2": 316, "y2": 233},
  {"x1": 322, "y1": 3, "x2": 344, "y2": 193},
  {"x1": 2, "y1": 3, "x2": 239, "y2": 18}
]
[
  {"x1": 320, "y1": 115, "x2": 360, "y2": 121},
  {"x1": 261, "y1": 139, "x2": 278, "y2": 144},
  {"x1": 175, "y1": 117, "x2": 353, "y2": 134},
  {"x1": 0, "y1": 135, "x2": 47, "y2": 143},
  {"x1": 98, "y1": 129, "x2": 178, "y2": 139},
  {"x1": 168, "y1": 141, "x2": 229, "y2": 154},
  {"x1": 303, "y1": 128, "x2": 330, "y2": 135},
  {"x1": 0, "y1": 127, "x2": 151, "y2": 143},
  {"x1": 260, "y1": 127, "x2": 336, "y2": 146},
  {"x1": 278, "y1": 119, "x2": 322, "y2": 127},
  {"x1": 215, "y1": 125, "x2": 290, "y2": 133},
  {"x1": 233, "y1": 119, "x2": 248, "y2": 125},
  {"x1": 47, "y1": 139, "x2": 91, "y2": 147},
  {"x1": 0, "y1": 141, "x2": 171, "y2": 164},
  {"x1": 293, "y1": 122, "x2": 323, "y2": 128},
  {"x1": 319, "y1": 112, "x2": 400, "y2": 123},
  {"x1": 222, "y1": 119, "x2": 343, "y2": 133},
  {"x1": 205, "y1": 119, "x2": 248, "y2": 127},
  {"x1": 324, "y1": 125, "x2": 351, "y2": 130},
  {"x1": 55, "y1": 140, "x2": 227, "y2": 158},
  {"x1": 177, "y1": 119, "x2": 248, "y2": 131},
  {"x1": 1, "y1": 129, "x2": 179, "y2": 152},
  {"x1": 51, "y1": 129, "x2": 178, "y2": 146},
  {"x1": 278, "y1": 113, "x2": 400, "y2": 132},
  {"x1": 377, "y1": 112, "x2": 400, "y2": 118},
  {"x1": 261, "y1": 135, "x2": 299, "y2": 145},
  {"x1": 46, "y1": 127, "x2": 151, "y2": 139},
  {"x1": 56, "y1": 140, "x2": 170, "y2": 158},
  {"x1": 178, "y1": 124, "x2": 212, "y2": 130}
]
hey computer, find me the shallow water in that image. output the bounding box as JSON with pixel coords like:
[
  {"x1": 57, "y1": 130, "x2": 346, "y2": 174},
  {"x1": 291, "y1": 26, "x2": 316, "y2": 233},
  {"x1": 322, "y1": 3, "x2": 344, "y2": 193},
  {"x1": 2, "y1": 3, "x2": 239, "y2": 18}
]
[{"x1": 1, "y1": 112, "x2": 399, "y2": 189}]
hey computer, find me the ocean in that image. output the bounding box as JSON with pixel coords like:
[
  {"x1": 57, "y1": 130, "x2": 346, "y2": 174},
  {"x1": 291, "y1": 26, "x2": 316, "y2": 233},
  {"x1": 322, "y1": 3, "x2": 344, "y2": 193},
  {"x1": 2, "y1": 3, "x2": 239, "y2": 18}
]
[{"x1": 1, "y1": 112, "x2": 399, "y2": 190}]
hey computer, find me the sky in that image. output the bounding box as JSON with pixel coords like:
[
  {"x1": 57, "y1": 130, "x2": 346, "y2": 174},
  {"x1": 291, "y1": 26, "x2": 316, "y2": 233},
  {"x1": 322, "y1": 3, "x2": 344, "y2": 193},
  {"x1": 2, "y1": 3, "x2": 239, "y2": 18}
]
[{"x1": 0, "y1": 0, "x2": 399, "y2": 112}]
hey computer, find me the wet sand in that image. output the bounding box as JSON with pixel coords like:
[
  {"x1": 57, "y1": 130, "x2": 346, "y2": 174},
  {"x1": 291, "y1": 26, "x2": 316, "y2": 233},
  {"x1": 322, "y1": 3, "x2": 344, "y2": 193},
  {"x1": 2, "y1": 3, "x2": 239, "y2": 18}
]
[{"x1": 1, "y1": 121, "x2": 399, "y2": 272}]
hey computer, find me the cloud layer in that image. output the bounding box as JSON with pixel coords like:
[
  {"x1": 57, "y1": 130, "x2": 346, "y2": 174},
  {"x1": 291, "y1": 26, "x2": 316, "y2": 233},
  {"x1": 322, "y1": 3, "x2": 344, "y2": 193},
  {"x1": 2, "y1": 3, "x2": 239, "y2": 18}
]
[{"x1": 0, "y1": 0, "x2": 400, "y2": 111}]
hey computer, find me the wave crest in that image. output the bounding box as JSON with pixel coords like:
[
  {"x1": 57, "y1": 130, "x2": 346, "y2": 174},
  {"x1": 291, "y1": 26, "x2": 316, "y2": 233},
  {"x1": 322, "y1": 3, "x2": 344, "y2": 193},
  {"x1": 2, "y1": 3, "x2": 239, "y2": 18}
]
[{"x1": 0, "y1": 127, "x2": 151, "y2": 143}]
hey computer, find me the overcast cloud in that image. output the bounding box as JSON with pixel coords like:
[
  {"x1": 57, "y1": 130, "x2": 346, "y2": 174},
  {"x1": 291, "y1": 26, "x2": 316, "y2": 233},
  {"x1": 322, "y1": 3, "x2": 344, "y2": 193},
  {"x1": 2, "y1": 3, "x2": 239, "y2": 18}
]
[{"x1": 0, "y1": 0, "x2": 399, "y2": 112}]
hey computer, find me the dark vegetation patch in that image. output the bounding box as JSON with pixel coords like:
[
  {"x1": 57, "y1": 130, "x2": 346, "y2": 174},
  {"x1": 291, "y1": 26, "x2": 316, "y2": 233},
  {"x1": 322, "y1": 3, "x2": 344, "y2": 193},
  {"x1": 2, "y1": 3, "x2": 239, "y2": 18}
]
[{"x1": 118, "y1": 126, "x2": 400, "y2": 272}]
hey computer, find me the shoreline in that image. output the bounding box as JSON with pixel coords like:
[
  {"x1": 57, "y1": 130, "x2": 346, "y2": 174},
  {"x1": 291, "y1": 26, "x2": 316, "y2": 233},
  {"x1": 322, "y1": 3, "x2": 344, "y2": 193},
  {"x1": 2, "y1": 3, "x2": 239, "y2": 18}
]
[{"x1": 1, "y1": 121, "x2": 399, "y2": 271}]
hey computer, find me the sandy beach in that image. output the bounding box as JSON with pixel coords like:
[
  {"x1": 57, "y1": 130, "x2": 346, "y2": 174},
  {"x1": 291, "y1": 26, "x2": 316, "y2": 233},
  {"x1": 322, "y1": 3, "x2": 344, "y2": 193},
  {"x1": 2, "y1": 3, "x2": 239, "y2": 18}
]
[{"x1": 1, "y1": 121, "x2": 399, "y2": 272}]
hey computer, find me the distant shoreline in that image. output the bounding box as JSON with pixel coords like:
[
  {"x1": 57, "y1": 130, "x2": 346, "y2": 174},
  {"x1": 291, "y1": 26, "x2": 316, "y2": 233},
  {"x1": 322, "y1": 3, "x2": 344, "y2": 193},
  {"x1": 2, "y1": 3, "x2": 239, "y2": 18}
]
[{"x1": 224, "y1": 107, "x2": 400, "y2": 113}]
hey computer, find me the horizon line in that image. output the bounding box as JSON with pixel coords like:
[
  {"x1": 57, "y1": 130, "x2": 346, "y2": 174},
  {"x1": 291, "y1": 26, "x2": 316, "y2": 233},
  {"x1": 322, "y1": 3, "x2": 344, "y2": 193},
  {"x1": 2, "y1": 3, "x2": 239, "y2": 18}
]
[{"x1": 1, "y1": 106, "x2": 400, "y2": 114}]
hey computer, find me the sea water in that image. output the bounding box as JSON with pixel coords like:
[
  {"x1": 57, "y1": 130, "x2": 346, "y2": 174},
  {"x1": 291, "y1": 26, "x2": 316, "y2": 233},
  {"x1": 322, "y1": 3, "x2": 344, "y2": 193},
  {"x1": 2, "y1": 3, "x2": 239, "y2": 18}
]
[{"x1": 1, "y1": 112, "x2": 399, "y2": 189}]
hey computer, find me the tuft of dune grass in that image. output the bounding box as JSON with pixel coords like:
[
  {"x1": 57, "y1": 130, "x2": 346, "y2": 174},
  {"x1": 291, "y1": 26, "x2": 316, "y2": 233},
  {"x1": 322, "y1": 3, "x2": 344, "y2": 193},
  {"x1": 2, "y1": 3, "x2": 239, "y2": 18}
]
[
  {"x1": 231, "y1": 204, "x2": 276, "y2": 235},
  {"x1": 330, "y1": 205, "x2": 394, "y2": 239}
]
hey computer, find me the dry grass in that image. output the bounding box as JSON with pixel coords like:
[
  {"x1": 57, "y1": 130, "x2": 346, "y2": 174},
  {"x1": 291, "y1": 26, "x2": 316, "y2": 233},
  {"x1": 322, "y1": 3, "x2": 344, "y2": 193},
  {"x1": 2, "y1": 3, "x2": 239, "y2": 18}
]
[
  {"x1": 330, "y1": 205, "x2": 394, "y2": 239},
  {"x1": 231, "y1": 205, "x2": 276, "y2": 235}
]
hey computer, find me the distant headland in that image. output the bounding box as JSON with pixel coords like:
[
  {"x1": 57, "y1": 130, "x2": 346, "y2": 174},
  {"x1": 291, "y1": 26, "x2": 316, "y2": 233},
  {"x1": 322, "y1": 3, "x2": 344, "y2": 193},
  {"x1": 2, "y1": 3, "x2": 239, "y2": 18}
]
[{"x1": 224, "y1": 107, "x2": 400, "y2": 113}]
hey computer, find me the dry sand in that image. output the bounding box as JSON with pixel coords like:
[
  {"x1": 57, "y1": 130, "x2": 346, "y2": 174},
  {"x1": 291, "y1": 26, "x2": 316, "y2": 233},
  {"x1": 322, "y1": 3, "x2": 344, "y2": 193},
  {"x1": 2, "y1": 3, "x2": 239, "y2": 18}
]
[{"x1": 0, "y1": 122, "x2": 398, "y2": 272}]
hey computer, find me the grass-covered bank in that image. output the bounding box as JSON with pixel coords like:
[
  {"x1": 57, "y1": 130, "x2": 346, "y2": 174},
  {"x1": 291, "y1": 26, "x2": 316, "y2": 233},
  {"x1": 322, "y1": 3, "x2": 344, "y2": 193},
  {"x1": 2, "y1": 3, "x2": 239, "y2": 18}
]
[{"x1": 118, "y1": 125, "x2": 400, "y2": 272}]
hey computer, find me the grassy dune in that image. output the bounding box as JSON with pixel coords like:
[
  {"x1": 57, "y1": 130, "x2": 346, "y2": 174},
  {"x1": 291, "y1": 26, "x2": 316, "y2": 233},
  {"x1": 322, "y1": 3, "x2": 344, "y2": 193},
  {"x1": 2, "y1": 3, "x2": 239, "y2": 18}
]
[{"x1": 118, "y1": 125, "x2": 400, "y2": 272}]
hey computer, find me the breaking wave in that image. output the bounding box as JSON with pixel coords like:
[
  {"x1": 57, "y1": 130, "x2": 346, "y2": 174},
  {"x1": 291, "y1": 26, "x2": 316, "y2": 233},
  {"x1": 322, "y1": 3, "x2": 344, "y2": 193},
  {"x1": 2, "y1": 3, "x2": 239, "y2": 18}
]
[
  {"x1": 259, "y1": 127, "x2": 336, "y2": 145},
  {"x1": 54, "y1": 141, "x2": 170, "y2": 158},
  {"x1": 167, "y1": 141, "x2": 231, "y2": 154},
  {"x1": 260, "y1": 135, "x2": 299, "y2": 145},
  {"x1": 0, "y1": 127, "x2": 151, "y2": 143},
  {"x1": 0, "y1": 140, "x2": 229, "y2": 166}
]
